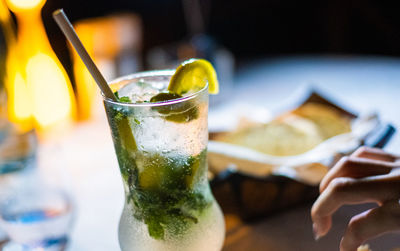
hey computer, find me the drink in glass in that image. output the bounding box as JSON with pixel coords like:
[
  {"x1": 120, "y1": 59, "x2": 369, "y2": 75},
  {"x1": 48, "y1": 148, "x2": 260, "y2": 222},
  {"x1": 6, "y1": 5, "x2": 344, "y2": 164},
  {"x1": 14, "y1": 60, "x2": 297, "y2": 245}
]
[{"x1": 103, "y1": 70, "x2": 225, "y2": 251}]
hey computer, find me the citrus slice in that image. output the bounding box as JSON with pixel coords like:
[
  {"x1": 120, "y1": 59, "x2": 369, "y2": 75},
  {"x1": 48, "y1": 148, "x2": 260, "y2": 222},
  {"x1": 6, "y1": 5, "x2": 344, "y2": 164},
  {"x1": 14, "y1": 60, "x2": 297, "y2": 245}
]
[{"x1": 168, "y1": 58, "x2": 219, "y2": 95}]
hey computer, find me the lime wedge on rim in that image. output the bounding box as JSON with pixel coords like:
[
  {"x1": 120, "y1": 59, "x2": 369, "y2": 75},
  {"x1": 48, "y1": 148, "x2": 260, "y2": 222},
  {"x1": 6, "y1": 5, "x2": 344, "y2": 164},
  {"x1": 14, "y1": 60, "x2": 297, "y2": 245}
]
[{"x1": 168, "y1": 58, "x2": 219, "y2": 95}]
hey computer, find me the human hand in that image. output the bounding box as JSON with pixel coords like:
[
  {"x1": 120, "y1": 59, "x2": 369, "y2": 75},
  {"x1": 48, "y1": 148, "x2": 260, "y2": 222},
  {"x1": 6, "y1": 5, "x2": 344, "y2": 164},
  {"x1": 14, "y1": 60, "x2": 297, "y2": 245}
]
[{"x1": 311, "y1": 147, "x2": 400, "y2": 251}]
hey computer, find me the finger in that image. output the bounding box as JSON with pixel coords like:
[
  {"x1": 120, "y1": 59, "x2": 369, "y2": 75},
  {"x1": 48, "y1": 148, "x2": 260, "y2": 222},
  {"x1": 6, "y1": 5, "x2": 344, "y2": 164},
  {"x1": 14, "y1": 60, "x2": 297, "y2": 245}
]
[
  {"x1": 320, "y1": 147, "x2": 399, "y2": 193},
  {"x1": 312, "y1": 175, "x2": 400, "y2": 238},
  {"x1": 320, "y1": 156, "x2": 395, "y2": 193},
  {"x1": 352, "y1": 147, "x2": 399, "y2": 162},
  {"x1": 340, "y1": 199, "x2": 400, "y2": 251}
]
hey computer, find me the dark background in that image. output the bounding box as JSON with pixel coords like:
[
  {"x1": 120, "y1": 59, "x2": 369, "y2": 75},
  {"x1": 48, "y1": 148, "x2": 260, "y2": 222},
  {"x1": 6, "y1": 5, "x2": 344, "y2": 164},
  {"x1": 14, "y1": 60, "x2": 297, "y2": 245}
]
[{"x1": 40, "y1": 0, "x2": 400, "y2": 69}]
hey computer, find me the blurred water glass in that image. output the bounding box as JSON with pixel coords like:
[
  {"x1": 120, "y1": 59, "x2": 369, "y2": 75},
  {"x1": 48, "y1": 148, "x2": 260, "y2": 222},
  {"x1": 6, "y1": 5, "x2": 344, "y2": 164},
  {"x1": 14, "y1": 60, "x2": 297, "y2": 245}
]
[
  {"x1": 0, "y1": 127, "x2": 37, "y2": 175},
  {"x1": 0, "y1": 181, "x2": 74, "y2": 251},
  {"x1": 0, "y1": 71, "x2": 39, "y2": 245},
  {"x1": 0, "y1": 166, "x2": 36, "y2": 243}
]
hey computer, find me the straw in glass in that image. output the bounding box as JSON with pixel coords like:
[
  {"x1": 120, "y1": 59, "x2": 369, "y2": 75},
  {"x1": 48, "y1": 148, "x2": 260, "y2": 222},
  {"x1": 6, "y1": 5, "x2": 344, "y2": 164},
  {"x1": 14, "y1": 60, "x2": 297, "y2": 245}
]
[{"x1": 52, "y1": 9, "x2": 117, "y2": 101}]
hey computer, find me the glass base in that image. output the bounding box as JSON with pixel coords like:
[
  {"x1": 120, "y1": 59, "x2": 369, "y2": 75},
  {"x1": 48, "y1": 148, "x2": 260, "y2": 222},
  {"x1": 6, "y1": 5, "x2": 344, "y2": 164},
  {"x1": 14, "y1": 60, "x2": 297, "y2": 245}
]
[
  {"x1": 2, "y1": 237, "x2": 67, "y2": 251},
  {"x1": 0, "y1": 156, "x2": 36, "y2": 175},
  {"x1": 119, "y1": 201, "x2": 225, "y2": 251}
]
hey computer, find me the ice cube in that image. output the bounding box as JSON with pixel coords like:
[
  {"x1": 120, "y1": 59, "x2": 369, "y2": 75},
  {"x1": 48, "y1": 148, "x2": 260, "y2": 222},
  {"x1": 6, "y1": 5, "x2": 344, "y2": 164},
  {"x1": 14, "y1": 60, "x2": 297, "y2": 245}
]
[{"x1": 118, "y1": 80, "x2": 163, "y2": 103}]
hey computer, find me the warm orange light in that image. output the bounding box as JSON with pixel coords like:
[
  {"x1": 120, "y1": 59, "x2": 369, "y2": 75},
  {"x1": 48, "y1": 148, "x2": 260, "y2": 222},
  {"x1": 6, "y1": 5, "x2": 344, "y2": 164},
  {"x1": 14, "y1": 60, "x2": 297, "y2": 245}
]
[
  {"x1": 5, "y1": 0, "x2": 45, "y2": 12},
  {"x1": 71, "y1": 14, "x2": 141, "y2": 121},
  {"x1": 71, "y1": 17, "x2": 123, "y2": 121},
  {"x1": 71, "y1": 23, "x2": 99, "y2": 121},
  {"x1": 27, "y1": 53, "x2": 74, "y2": 127},
  {"x1": 4, "y1": 0, "x2": 76, "y2": 134},
  {"x1": 0, "y1": 0, "x2": 32, "y2": 131},
  {"x1": 72, "y1": 56, "x2": 99, "y2": 121},
  {"x1": 8, "y1": 72, "x2": 31, "y2": 119}
]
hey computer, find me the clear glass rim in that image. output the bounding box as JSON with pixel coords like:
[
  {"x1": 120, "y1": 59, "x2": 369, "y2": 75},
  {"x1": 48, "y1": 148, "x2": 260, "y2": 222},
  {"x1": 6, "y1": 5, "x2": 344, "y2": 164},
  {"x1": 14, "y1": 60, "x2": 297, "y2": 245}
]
[{"x1": 102, "y1": 70, "x2": 208, "y2": 108}]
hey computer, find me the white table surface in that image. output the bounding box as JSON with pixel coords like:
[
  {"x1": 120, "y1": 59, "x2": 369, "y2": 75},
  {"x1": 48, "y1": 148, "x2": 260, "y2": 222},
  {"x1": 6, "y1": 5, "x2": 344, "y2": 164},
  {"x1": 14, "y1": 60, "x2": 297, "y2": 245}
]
[{"x1": 38, "y1": 55, "x2": 400, "y2": 251}]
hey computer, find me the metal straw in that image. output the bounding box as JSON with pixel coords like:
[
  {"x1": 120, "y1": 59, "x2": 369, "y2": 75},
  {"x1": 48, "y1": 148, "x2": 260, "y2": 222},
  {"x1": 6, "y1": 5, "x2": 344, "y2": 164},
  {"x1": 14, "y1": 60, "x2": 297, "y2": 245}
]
[{"x1": 52, "y1": 9, "x2": 117, "y2": 101}]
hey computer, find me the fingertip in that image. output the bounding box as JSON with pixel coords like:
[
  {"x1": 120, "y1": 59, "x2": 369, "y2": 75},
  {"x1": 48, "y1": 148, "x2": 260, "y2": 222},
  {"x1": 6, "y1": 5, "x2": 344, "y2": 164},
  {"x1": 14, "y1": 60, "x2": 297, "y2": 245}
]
[
  {"x1": 340, "y1": 231, "x2": 363, "y2": 251},
  {"x1": 339, "y1": 237, "x2": 355, "y2": 251},
  {"x1": 313, "y1": 223, "x2": 322, "y2": 240},
  {"x1": 340, "y1": 236, "x2": 357, "y2": 251},
  {"x1": 339, "y1": 237, "x2": 346, "y2": 251},
  {"x1": 319, "y1": 181, "x2": 326, "y2": 193},
  {"x1": 311, "y1": 216, "x2": 331, "y2": 240}
]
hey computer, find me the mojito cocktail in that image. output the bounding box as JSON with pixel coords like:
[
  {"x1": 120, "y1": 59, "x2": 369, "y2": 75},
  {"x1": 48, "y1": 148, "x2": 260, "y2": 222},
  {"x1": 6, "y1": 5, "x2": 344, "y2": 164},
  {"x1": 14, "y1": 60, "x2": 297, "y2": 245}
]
[{"x1": 103, "y1": 68, "x2": 225, "y2": 251}]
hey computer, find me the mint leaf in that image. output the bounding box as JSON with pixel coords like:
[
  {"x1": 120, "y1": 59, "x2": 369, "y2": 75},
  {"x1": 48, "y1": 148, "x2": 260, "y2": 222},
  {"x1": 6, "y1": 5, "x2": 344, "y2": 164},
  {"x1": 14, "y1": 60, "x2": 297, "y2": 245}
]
[
  {"x1": 118, "y1": 150, "x2": 211, "y2": 240},
  {"x1": 119, "y1": 96, "x2": 131, "y2": 103},
  {"x1": 146, "y1": 217, "x2": 165, "y2": 239},
  {"x1": 113, "y1": 91, "x2": 132, "y2": 103}
]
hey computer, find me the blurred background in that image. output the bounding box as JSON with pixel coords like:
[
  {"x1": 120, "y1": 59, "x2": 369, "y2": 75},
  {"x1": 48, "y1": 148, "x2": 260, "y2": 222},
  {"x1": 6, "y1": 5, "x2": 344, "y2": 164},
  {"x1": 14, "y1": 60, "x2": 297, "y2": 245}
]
[
  {"x1": 44, "y1": 0, "x2": 400, "y2": 67},
  {"x1": 1, "y1": 0, "x2": 400, "y2": 250},
  {"x1": 40, "y1": 1, "x2": 400, "y2": 124},
  {"x1": 27, "y1": 0, "x2": 400, "y2": 126}
]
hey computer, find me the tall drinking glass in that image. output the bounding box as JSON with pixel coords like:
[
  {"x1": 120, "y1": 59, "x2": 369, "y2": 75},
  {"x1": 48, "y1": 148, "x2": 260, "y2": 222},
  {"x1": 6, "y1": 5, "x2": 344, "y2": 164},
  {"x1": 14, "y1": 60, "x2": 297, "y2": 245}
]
[{"x1": 103, "y1": 70, "x2": 225, "y2": 251}]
